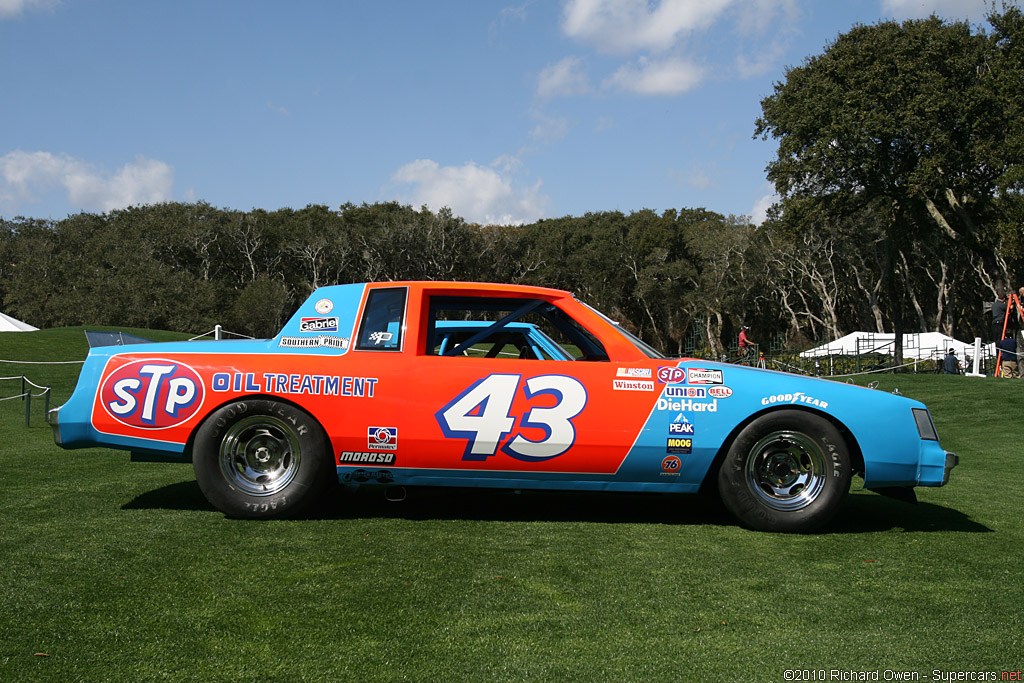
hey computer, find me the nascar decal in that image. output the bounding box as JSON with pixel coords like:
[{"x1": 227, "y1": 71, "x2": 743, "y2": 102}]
[
  {"x1": 100, "y1": 359, "x2": 205, "y2": 429},
  {"x1": 617, "y1": 367, "x2": 652, "y2": 379},
  {"x1": 436, "y1": 373, "x2": 588, "y2": 462}
]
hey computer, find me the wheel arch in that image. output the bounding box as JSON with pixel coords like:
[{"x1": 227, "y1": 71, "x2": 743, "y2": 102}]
[
  {"x1": 183, "y1": 393, "x2": 332, "y2": 464},
  {"x1": 698, "y1": 405, "x2": 865, "y2": 495}
]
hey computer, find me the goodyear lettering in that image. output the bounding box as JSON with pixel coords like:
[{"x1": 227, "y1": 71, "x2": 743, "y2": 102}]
[
  {"x1": 657, "y1": 398, "x2": 718, "y2": 412},
  {"x1": 338, "y1": 451, "x2": 396, "y2": 465},
  {"x1": 760, "y1": 392, "x2": 829, "y2": 409}
]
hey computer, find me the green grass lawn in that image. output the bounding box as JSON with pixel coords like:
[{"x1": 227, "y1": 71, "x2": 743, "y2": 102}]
[{"x1": 1, "y1": 330, "x2": 1021, "y2": 681}]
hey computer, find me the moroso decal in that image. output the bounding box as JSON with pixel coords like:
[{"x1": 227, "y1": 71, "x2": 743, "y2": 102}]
[
  {"x1": 339, "y1": 451, "x2": 396, "y2": 466},
  {"x1": 100, "y1": 359, "x2": 205, "y2": 429}
]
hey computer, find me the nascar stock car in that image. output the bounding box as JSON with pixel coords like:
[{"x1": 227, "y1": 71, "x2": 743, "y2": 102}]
[{"x1": 49, "y1": 281, "x2": 957, "y2": 532}]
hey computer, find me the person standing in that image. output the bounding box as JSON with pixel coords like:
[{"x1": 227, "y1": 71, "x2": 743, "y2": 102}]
[
  {"x1": 943, "y1": 348, "x2": 961, "y2": 375},
  {"x1": 738, "y1": 325, "x2": 754, "y2": 362},
  {"x1": 996, "y1": 335, "x2": 1019, "y2": 378},
  {"x1": 991, "y1": 292, "x2": 1008, "y2": 341}
]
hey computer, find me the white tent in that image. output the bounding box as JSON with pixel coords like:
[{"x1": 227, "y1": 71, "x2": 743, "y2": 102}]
[
  {"x1": 799, "y1": 331, "x2": 991, "y2": 361},
  {"x1": 0, "y1": 312, "x2": 38, "y2": 332}
]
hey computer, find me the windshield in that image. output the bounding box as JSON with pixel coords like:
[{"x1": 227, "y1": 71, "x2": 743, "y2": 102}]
[{"x1": 579, "y1": 301, "x2": 667, "y2": 359}]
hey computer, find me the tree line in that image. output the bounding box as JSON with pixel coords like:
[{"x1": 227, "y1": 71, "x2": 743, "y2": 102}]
[
  {"x1": 2, "y1": 8, "x2": 1022, "y2": 355},
  {"x1": 1, "y1": 197, "x2": 1018, "y2": 355}
]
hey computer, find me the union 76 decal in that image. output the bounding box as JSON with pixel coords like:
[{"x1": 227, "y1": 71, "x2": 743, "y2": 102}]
[{"x1": 436, "y1": 373, "x2": 588, "y2": 462}]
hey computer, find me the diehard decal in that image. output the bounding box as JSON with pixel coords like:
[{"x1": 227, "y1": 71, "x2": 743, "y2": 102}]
[
  {"x1": 657, "y1": 398, "x2": 718, "y2": 412},
  {"x1": 100, "y1": 359, "x2": 205, "y2": 429}
]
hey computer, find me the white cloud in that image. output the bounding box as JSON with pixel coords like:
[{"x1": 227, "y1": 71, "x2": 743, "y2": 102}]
[
  {"x1": 881, "y1": 0, "x2": 991, "y2": 21},
  {"x1": 537, "y1": 56, "x2": 592, "y2": 98},
  {"x1": 0, "y1": 151, "x2": 174, "y2": 214},
  {"x1": 0, "y1": 0, "x2": 58, "y2": 18},
  {"x1": 562, "y1": 0, "x2": 736, "y2": 54},
  {"x1": 603, "y1": 56, "x2": 704, "y2": 95},
  {"x1": 390, "y1": 158, "x2": 550, "y2": 225},
  {"x1": 751, "y1": 192, "x2": 778, "y2": 225}
]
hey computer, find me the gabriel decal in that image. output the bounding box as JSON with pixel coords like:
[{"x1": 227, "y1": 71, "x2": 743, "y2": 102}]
[{"x1": 100, "y1": 359, "x2": 205, "y2": 429}]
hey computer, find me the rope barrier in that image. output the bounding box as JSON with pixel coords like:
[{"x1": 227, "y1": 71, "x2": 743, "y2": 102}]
[{"x1": 0, "y1": 392, "x2": 28, "y2": 402}]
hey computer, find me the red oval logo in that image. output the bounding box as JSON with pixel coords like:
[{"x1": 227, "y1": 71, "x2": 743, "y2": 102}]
[
  {"x1": 708, "y1": 386, "x2": 733, "y2": 398},
  {"x1": 100, "y1": 359, "x2": 205, "y2": 429},
  {"x1": 657, "y1": 367, "x2": 685, "y2": 383},
  {"x1": 662, "y1": 456, "x2": 682, "y2": 472}
]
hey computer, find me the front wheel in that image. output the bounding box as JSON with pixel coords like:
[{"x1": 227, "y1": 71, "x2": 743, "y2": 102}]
[
  {"x1": 717, "y1": 410, "x2": 851, "y2": 532},
  {"x1": 193, "y1": 399, "x2": 332, "y2": 519}
]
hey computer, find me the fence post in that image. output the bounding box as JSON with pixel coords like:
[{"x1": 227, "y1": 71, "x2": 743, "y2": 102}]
[
  {"x1": 25, "y1": 389, "x2": 31, "y2": 428},
  {"x1": 44, "y1": 385, "x2": 51, "y2": 415}
]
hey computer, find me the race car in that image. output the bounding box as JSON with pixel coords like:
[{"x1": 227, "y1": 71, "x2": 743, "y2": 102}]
[{"x1": 49, "y1": 281, "x2": 957, "y2": 532}]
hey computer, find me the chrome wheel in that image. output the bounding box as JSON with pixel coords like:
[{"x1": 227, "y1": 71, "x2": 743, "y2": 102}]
[
  {"x1": 745, "y1": 430, "x2": 827, "y2": 512},
  {"x1": 218, "y1": 415, "x2": 301, "y2": 496}
]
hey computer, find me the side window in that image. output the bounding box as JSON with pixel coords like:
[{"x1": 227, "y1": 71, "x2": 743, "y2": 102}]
[{"x1": 356, "y1": 287, "x2": 407, "y2": 351}]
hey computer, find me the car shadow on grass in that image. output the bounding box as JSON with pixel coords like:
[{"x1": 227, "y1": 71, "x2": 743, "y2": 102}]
[{"x1": 122, "y1": 480, "x2": 990, "y2": 533}]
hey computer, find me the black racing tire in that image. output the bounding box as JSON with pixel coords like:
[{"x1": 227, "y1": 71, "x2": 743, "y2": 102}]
[
  {"x1": 193, "y1": 399, "x2": 332, "y2": 519},
  {"x1": 717, "y1": 409, "x2": 851, "y2": 532}
]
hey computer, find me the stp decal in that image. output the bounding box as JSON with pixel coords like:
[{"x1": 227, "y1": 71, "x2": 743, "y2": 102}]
[
  {"x1": 657, "y1": 366, "x2": 685, "y2": 383},
  {"x1": 100, "y1": 359, "x2": 205, "y2": 429}
]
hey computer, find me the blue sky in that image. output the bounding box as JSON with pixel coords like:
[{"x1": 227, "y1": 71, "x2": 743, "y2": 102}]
[{"x1": 0, "y1": 0, "x2": 997, "y2": 225}]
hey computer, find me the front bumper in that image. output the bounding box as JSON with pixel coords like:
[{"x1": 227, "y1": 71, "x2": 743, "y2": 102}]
[
  {"x1": 942, "y1": 451, "x2": 958, "y2": 485},
  {"x1": 47, "y1": 406, "x2": 61, "y2": 445}
]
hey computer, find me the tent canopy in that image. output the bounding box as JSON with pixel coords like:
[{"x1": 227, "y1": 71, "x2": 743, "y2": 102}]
[
  {"x1": 0, "y1": 312, "x2": 38, "y2": 332},
  {"x1": 799, "y1": 331, "x2": 990, "y2": 360}
]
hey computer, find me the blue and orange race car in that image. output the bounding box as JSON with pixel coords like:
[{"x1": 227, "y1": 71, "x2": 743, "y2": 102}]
[{"x1": 49, "y1": 281, "x2": 957, "y2": 532}]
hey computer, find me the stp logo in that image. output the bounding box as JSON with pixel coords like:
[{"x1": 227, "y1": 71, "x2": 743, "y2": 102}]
[
  {"x1": 662, "y1": 456, "x2": 682, "y2": 472},
  {"x1": 100, "y1": 359, "x2": 204, "y2": 429},
  {"x1": 657, "y1": 367, "x2": 685, "y2": 383}
]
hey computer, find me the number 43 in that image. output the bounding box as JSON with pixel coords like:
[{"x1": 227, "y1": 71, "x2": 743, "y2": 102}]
[{"x1": 435, "y1": 374, "x2": 588, "y2": 462}]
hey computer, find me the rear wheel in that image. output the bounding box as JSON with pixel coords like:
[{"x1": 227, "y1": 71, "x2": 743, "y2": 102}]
[
  {"x1": 193, "y1": 399, "x2": 332, "y2": 519},
  {"x1": 717, "y1": 410, "x2": 851, "y2": 532}
]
